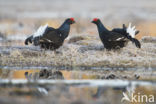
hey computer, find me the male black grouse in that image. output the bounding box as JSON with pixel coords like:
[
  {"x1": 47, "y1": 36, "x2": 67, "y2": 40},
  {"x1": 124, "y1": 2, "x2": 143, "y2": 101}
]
[
  {"x1": 25, "y1": 18, "x2": 75, "y2": 50},
  {"x1": 92, "y1": 18, "x2": 141, "y2": 50}
]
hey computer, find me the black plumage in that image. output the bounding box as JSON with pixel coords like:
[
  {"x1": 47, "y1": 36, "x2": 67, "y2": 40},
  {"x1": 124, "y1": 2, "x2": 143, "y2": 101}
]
[
  {"x1": 25, "y1": 18, "x2": 75, "y2": 50},
  {"x1": 112, "y1": 24, "x2": 139, "y2": 37},
  {"x1": 92, "y1": 18, "x2": 141, "y2": 50}
]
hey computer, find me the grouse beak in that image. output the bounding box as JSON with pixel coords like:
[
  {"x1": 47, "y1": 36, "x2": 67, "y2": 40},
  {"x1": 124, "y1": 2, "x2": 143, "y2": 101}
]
[
  {"x1": 91, "y1": 21, "x2": 95, "y2": 24},
  {"x1": 69, "y1": 18, "x2": 75, "y2": 24}
]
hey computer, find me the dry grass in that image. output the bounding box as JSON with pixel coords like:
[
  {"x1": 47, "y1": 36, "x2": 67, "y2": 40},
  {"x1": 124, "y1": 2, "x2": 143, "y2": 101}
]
[{"x1": 0, "y1": 36, "x2": 156, "y2": 68}]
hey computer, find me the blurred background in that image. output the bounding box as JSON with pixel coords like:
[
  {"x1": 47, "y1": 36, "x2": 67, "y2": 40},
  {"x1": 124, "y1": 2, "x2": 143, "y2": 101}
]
[{"x1": 0, "y1": 0, "x2": 156, "y2": 46}]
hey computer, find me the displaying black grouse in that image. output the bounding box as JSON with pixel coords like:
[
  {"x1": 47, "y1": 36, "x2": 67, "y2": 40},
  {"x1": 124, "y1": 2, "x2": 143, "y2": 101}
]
[
  {"x1": 92, "y1": 18, "x2": 141, "y2": 50},
  {"x1": 25, "y1": 18, "x2": 75, "y2": 50}
]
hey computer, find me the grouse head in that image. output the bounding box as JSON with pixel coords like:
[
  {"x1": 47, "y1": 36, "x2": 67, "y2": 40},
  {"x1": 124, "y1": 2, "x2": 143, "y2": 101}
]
[
  {"x1": 91, "y1": 18, "x2": 101, "y2": 24},
  {"x1": 65, "y1": 18, "x2": 75, "y2": 24}
]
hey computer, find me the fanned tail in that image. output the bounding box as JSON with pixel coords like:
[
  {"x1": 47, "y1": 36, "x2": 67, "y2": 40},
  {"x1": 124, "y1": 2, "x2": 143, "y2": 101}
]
[
  {"x1": 25, "y1": 24, "x2": 48, "y2": 46},
  {"x1": 33, "y1": 24, "x2": 48, "y2": 38},
  {"x1": 132, "y1": 38, "x2": 141, "y2": 48},
  {"x1": 25, "y1": 35, "x2": 33, "y2": 45},
  {"x1": 127, "y1": 35, "x2": 141, "y2": 48},
  {"x1": 135, "y1": 30, "x2": 139, "y2": 35},
  {"x1": 126, "y1": 23, "x2": 141, "y2": 48}
]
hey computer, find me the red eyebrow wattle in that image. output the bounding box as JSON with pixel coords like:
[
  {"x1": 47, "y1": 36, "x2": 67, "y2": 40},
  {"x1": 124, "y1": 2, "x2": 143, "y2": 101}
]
[
  {"x1": 70, "y1": 18, "x2": 74, "y2": 21},
  {"x1": 93, "y1": 18, "x2": 98, "y2": 21}
]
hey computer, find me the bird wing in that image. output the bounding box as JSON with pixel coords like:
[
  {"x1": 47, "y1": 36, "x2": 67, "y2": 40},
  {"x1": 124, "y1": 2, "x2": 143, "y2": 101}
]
[
  {"x1": 111, "y1": 24, "x2": 127, "y2": 36},
  {"x1": 42, "y1": 27, "x2": 55, "y2": 36},
  {"x1": 31, "y1": 26, "x2": 63, "y2": 46},
  {"x1": 106, "y1": 31, "x2": 126, "y2": 41},
  {"x1": 111, "y1": 28, "x2": 126, "y2": 36},
  {"x1": 40, "y1": 29, "x2": 63, "y2": 45},
  {"x1": 110, "y1": 31, "x2": 141, "y2": 48}
]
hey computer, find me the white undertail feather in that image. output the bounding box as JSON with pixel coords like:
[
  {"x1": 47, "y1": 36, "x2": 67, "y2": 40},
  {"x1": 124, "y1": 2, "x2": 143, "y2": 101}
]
[
  {"x1": 126, "y1": 23, "x2": 137, "y2": 38},
  {"x1": 33, "y1": 24, "x2": 48, "y2": 38}
]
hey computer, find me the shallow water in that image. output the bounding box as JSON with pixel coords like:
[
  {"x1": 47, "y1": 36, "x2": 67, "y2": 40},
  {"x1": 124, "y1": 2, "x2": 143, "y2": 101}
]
[{"x1": 0, "y1": 68, "x2": 155, "y2": 104}]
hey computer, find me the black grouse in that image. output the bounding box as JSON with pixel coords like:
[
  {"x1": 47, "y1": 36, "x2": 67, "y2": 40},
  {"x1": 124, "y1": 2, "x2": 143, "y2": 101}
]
[
  {"x1": 92, "y1": 18, "x2": 141, "y2": 50},
  {"x1": 25, "y1": 18, "x2": 75, "y2": 50}
]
